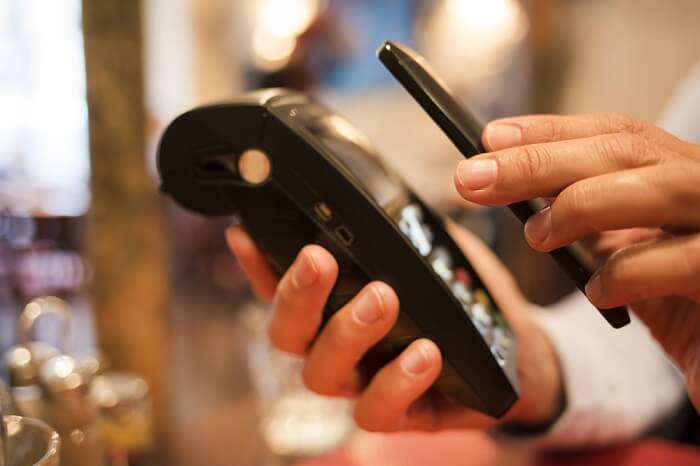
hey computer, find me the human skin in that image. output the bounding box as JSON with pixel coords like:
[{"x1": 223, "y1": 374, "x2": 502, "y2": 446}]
[
  {"x1": 226, "y1": 222, "x2": 563, "y2": 432},
  {"x1": 455, "y1": 113, "x2": 700, "y2": 409}
]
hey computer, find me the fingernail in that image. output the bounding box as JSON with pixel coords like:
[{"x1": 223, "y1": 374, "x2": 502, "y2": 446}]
[
  {"x1": 352, "y1": 285, "x2": 386, "y2": 325},
  {"x1": 456, "y1": 159, "x2": 498, "y2": 190},
  {"x1": 586, "y1": 272, "x2": 603, "y2": 304},
  {"x1": 402, "y1": 341, "x2": 432, "y2": 375},
  {"x1": 291, "y1": 249, "x2": 319, "y2": 289},
  {"x1": 485, "y1": 123, "x2": 522, "y2": 150},
  {"x1": 524, "y1": 206, "x2": 551, "y2": 246}
]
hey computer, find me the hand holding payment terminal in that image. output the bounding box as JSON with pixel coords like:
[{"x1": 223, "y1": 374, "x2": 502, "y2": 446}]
[{"x1": 157, "y1": 89, "x2": 518, "y2": 417}]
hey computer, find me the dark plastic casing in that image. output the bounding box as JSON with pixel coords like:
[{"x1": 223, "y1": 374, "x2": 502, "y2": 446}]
[{"x1": 157, "y1": 89, "x2": 518, "y2": 417}]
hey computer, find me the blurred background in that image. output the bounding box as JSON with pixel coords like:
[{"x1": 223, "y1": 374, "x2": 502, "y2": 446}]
[{"x1": 1, "y1": 0, "x2": 700, "y2": 465}]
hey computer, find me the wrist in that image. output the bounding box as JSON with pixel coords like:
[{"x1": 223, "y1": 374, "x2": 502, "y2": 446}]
[
  {"x1": 507, "y1": 321, "x2": 565, "y2": 427},
  {"x1": 683, "y1": 340, "x2": 700, "y2": 412}
]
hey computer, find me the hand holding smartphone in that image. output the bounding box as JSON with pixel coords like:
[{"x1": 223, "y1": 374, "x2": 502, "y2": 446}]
[{"x1": 378, "y1": 40, "x2": 630, "y2": 329}]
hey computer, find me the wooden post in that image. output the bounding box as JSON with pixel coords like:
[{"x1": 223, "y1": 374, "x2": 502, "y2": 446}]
[{"x1": 82, "y1": 0, "x2": 167, "y2": 415}]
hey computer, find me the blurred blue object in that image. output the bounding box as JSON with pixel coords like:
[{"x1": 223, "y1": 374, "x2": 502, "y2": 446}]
[{"x1": 319, "y1": 0, "x2": 418, "y2": 90}]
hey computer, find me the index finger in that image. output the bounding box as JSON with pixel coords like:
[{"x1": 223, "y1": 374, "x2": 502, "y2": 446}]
[
  {"x1": 454, "y1": 132, "x2": 666, "y2": 206},
  {"x1": 226, "y1": 226, "x2": 279, "y2": 301},
  {"x1": 482, "y1": 113, "x2": 681, "y2": 152}
]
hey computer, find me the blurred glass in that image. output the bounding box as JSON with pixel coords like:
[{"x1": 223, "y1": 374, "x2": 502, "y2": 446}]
[
  {"x1": 3, "y1": 415, "x2": 60, "y2": 466},
  {"x1": 91, "y1": 373, "x2": 154, "y2": 466},
  {"x1": 240, "y1": 302, "x2": 354, "y2": 460}
]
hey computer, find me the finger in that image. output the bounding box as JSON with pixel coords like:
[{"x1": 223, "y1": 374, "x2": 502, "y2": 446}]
[
  {"x1": 482, "y1": 113, "x2": 682, "y2": 152},
  {"x1": 398, "y1": 397, "x2": 496, "y2": 431},
  {"x1": 524, "y1": 165, "x2": 700, "y2": 251},
  {"x1": 590, "y1": 228, "x2": 665, "y2": 257},
  {"x1": 302, "y1": 282, "x2": 399, "y2": 397},
  {"x1": 226, "y1": 226, "x2": 279, "y2": 300},
  {"x1": 585, "y1": 234, "x2": 700, "y2": 309},
  {"x1": 455, "y1": 132, "x2": 665, "y2": 206},
  {"x1": 353, "y1": 339, "x2": 441, "y2": 432},
  {"x1": 268, "y1": 245, "x2": 338, "y2": 355}
]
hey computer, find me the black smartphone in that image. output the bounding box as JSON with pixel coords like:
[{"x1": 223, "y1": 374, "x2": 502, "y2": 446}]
[{"x1": 378, "y1": 40, "x2": 630, "y2": 329}]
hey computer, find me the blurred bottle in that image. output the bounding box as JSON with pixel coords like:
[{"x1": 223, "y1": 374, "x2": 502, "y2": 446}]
[
  {"x1": 4, "y1": 298, "x2": 103, "y2": 466},
  {"x1": 2, "y1": 414, "x2": 61, "y2": 466},
  {"x1": 39, "y1": 354, "x2": 103, "y2": 466},
  {"x1": 90, "y1": 373, "x2": 153, "y2": 466}
]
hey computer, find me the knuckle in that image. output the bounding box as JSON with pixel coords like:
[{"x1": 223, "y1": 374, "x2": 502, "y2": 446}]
[
  {"x1": 268, "y1": 287, "x2": 313, "y2": 355},
  {"x1": 594, "y1": 133, "x2": 655, "y2": 167},
  {"x1": 301, "y1": 365, "x2": 338, "y2": 396},
  {"x1": 353, "y1": 408, "x2": 382, "y2": 432},
  {"x1": 559, "y1": 182, "x2": 597, "y2": 222},
  {"x1": 512, "y1": 144, "x2": 552, "y2": 183},
  {"x1": 593, "y1": 134, "x2": 625, "y2": 164},
  {"x1": 603, "y1": 112, "x2": 651, "y2": 138},
  {"x1": 540, "y1": 116, "x2": 563, "y2": 142},
  {"x1": 321, "y1": 307, "x2": 370, "y2": 354},
  {"x1": 599, "y1": 251, "x2": 629, "y2": 297},
  {"x1": 624, "y1": 134, "x2": 655, "y2": 166},
  {"x1": 267, "y1": 322, "x2": 302, "y2": 355},
  {"x1": 665, "y1": 165, "x2": 700, "y2": 209},
  {"x1": 271, "y1": 277, "x2": 296, "y2": 310},
  {"x1": 323, "y1": 316, "x2": 357, "y2": 356},
  {"x1": 353, "y1": 401, "x2": 397, "y2": 432}
]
